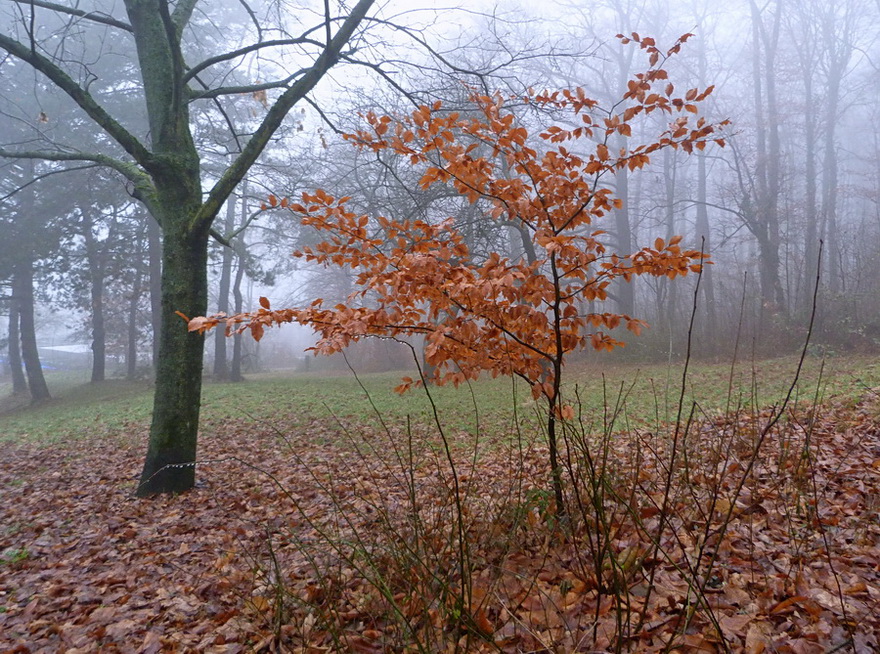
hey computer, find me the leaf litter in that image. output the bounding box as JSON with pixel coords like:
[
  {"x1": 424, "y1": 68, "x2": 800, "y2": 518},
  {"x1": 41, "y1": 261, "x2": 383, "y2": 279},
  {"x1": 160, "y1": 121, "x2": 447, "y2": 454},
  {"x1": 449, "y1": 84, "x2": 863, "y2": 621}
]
[{"x1": 1, "y1": 395, "x2": 879, "y2": 653}]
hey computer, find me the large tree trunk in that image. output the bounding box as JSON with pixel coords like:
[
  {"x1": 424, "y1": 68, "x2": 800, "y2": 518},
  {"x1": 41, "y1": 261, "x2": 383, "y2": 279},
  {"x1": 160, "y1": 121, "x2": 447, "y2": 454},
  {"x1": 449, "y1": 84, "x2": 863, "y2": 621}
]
[
  {"x1": 148, "y1": 217, "x2": 162, "y2": 371},
  {"x1": 7, "y1": 297, "x2": 27, "y2": 394},
  {"x1": 13, "y1": 260, "x2": 50, "y2": 402},
  {"x1": 137, "y1": 223, "x2": 209, "y2": 496},
  {"x1": 1, "y1": 0, "x2": 376, "y2": 495},
  {"x1": 0, "y1": 0, "x2": 377, "y2": 497}
]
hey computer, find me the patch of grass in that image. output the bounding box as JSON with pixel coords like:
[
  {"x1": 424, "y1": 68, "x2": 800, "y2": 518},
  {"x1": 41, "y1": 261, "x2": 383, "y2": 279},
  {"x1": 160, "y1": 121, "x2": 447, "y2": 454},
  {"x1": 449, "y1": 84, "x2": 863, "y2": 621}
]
[
  {"x1": 0, "y1": 547, "x2": 30, "y2": 566},
  {"x1": 2, "y1": 520, "x2": 31, "y2": 538},
  {"x1": 0, "y1": 373, "x2": 154, "y2": 444},
  {"x1": 1, "y1": 355, "x2": 878, "y2": 447},
  {"x1": 565, "y1": 354, "x2": 880, "y2": 429}
]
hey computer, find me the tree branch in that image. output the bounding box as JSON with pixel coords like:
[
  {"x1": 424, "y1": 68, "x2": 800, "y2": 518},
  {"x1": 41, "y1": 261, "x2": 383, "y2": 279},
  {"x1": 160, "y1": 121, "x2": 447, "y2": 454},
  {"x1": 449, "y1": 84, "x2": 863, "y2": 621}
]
[
  {"x1": 187, "y1": 72, "x2": 311, "y2": 100},
  {"x1": 209, "y1": 228, "x2": 232, "y2": 248},
  {"x1": 235, "y1": 0, "x2": 263, "y2": 41},
  {"x1": 323, "y1": 0, "x2": 332, "y2": 48},
  {"x1": 193, "y1": 0, "x2": 377, "y2": 230},
  {"x1": 190, "y1": 73, "x2": 245, "y2": 152},
  {"x1": 183, "y1": 38, "x2": 323, "y2": 84},
  {"x1": 158, "y1": 1, "x2": 185, "y2": 121},
  {"x1": 170, "y1": 0, "x2": 198, "y2": 36},
  {"x1": 0, "y1": 146, "x2": 157, "y2": 209},
  {"x1": 0, "y1": 162, "x2": 99, "y2": 203},
  {"x1": 337, "y1": 55, "x2": 421, "y2": 107},
  {"x1": 0, "y1": 34, "x2": 154, "y2": 168},
  {"x1": 11, "y1": 0, "x2": 133, "y2": 32}
]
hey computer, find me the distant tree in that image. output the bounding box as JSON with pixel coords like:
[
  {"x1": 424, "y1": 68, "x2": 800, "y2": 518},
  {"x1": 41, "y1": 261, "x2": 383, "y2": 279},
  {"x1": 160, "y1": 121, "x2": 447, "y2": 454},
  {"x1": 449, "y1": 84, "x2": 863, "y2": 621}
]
[
  {"x1": 0, "y1": 157, "x2": 64, "y2": 403},
  {"x1": 4, "y1": 293, "x2": 28, "y2": 394},
  {"x1": 54, "y1": 178, "x2": 152, "y2": 383}
]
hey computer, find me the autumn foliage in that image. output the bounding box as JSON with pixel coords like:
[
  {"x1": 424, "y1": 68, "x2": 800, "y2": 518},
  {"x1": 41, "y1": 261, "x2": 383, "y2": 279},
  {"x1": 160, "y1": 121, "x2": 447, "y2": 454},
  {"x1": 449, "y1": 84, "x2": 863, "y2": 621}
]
[
  {"x1": 190, "y1": 34, "x2": 726, "y2": 511},
  {"x1": 192, "y1": 35, "x2": 725, "y2": 396}
]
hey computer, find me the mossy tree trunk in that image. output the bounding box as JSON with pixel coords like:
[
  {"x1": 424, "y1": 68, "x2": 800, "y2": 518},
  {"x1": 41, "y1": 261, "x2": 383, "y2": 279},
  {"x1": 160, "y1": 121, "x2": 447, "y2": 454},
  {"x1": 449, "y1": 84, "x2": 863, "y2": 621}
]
[{"x1": 138, "y1": 219, "x2": 209, "y2": 494}]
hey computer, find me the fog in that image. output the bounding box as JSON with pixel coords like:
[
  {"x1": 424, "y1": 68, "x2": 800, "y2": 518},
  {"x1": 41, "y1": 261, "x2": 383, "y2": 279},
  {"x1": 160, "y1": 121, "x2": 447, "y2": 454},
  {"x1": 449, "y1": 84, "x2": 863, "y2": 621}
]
[{"x1": 2, "y1": 0, "x2": 879, "y2": 388}]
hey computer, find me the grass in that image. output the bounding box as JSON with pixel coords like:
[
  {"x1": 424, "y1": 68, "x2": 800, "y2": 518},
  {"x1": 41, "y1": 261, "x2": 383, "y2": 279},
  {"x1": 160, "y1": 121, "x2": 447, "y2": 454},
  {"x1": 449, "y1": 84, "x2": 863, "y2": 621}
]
[
  {"x1": 0, "y1": 547, "x2": 30, "y2": 567},
  {"x1": 0, "y1": 375, "x2": 154, "y2": 444},
  {"x1": 2, "y1": 353, "x2": 879, "y2": 446}
]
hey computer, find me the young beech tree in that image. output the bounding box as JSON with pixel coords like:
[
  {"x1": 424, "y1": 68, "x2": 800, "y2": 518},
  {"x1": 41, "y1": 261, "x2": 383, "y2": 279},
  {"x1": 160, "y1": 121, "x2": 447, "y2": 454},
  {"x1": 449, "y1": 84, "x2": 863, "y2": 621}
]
[{"x1": 190, "y1": 35, "x2": 728, "y2": 514}]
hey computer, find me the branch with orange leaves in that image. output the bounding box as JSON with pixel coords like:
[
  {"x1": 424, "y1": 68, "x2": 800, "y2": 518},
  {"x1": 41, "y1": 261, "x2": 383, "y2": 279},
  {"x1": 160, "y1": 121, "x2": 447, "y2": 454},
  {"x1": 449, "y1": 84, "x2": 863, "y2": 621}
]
[{"x1": 187, "y1": 33, "x2": 724, "y2": 404}]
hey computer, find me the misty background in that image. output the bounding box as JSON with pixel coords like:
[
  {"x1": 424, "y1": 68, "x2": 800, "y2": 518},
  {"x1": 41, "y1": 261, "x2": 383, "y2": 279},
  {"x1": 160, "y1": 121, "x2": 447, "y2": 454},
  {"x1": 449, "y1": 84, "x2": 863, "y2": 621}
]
[{"x1": 2, "y1": 0, "x2": 878, "y2": 387}]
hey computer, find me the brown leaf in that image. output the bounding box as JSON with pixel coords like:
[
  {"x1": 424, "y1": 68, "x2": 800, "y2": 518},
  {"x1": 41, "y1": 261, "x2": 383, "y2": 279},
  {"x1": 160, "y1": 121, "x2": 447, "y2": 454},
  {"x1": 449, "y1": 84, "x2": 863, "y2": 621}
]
[
  {"x1": 745, "y1": 621, "x2": 772, "y2": 654},
  {"x1": 139, "y1": 630, "x2": 162, "y2": 654}
]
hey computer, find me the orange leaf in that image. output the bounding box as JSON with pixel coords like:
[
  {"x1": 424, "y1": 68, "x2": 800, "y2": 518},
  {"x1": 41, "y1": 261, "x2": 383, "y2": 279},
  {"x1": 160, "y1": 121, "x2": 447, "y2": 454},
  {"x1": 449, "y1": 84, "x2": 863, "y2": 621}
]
[
  {"x1": 472, "y1": 608, "x2": 494, "y2": 636},
  {"x1": 768, "y1": 595, "x2": 809, "y2": 615}
]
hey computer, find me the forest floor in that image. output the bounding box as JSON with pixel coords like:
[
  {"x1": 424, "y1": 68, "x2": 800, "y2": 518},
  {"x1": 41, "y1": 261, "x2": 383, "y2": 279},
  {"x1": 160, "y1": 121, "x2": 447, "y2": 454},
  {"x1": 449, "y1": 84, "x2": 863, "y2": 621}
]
[{"x1": 2, "y1": 357, "x2": 880, "y2": 652}]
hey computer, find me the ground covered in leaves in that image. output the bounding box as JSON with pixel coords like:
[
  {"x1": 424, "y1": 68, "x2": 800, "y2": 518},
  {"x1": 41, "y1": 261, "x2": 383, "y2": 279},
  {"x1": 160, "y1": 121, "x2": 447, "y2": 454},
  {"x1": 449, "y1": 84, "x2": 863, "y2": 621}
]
[{"x1": 2, "y1": 394, "x2": 880, "y2": 653}]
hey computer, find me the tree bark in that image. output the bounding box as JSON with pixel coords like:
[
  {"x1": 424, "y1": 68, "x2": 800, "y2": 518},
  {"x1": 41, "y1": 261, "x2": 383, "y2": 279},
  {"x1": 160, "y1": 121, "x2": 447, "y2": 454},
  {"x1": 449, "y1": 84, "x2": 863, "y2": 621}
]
[
  {"x1": 148, "y1": 216, "x2": 162, "y2": 370},
  {"x1": 213, "y1": 196, "x2": 236, "y2": 380},
  {"x1": 13, "y1": 260, "x2": 50, "y2": 402},
  {"x1": 7, "y1": 296, "x2": 27, "y2": 394},
  {"x1": 137, "y1": 223, "x2": 209, "y2": 495}
]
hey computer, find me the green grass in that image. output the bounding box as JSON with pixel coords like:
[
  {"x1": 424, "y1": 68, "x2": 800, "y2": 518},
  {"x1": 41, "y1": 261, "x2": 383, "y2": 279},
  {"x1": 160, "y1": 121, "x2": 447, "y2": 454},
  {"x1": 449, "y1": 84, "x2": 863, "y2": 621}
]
[
  {"x1": 2, "y1": 353, "x2": 879, "y2": 446},
  {"x1": 567, "y1": 353, "x2": 880, "y2": 430},
  {"x1": 0, "y1": 375, "x2": 154, "y2": 444},
  {"x1": 0, "y1": 547, "x2": 31, "y2": 566}
]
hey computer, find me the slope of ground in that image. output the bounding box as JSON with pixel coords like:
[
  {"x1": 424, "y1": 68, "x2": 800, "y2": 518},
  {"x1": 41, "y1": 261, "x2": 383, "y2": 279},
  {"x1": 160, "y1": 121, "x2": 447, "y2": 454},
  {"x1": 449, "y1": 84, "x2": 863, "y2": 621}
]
[{"x1": 1, "y1": 359, "x2": 879, "y2": 652}]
